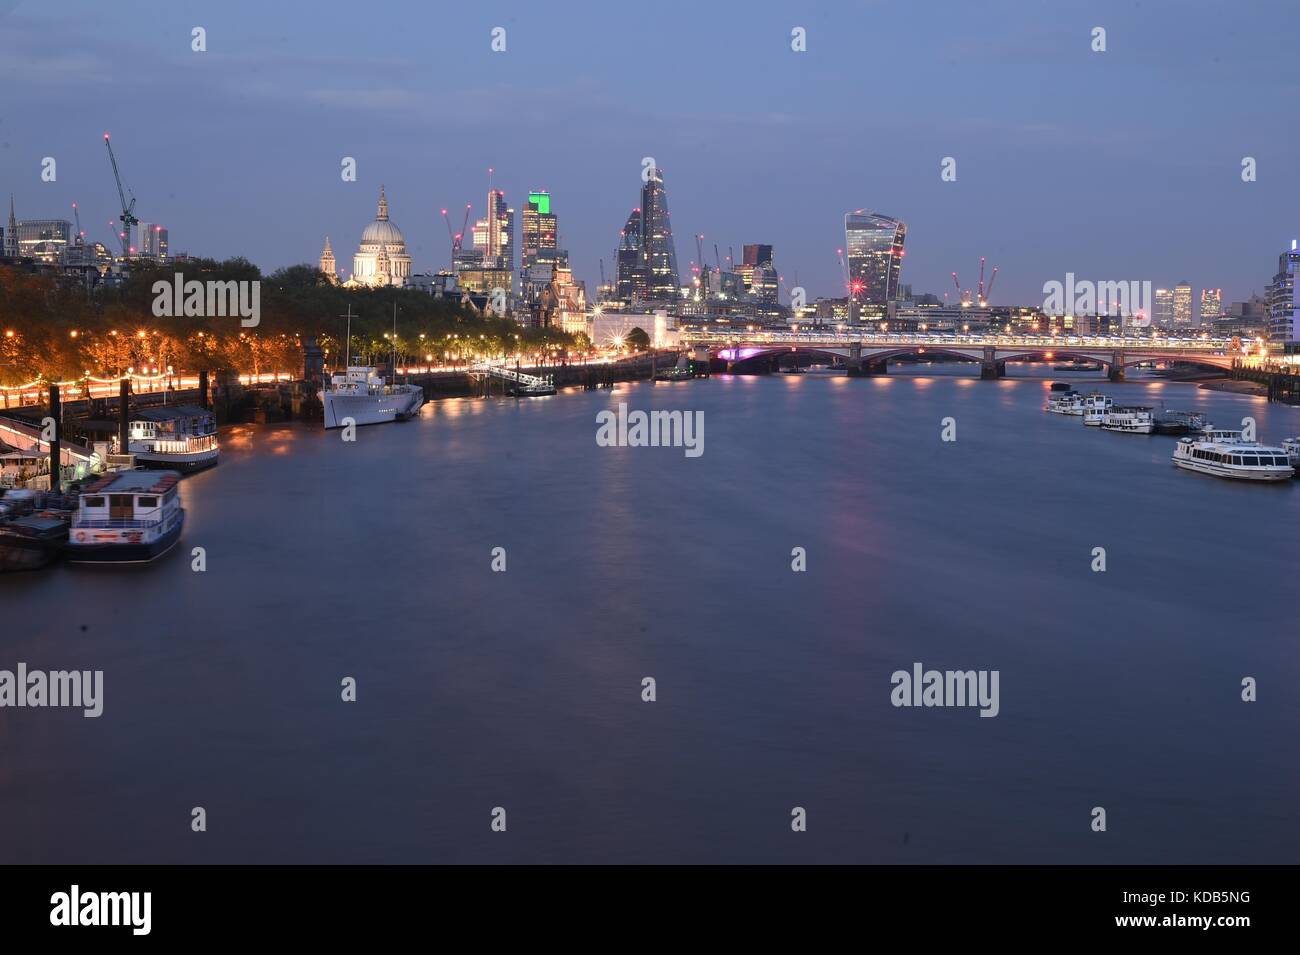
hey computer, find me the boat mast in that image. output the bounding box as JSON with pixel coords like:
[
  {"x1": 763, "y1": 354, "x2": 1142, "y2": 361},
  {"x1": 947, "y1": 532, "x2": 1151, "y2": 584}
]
[{"x1": 340, "y1": 304, "x2": 353, "y2": 369}]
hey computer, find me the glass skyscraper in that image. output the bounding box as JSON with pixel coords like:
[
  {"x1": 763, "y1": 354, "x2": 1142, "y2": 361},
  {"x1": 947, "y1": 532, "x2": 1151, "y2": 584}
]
[
  {"x1": 614, "y1": 168, "x2": 679, "y2": 303},
  {"x1": 1268, "y1": 242, "x2": 1300, "y2": 349},
  {"x1": 844, "y1": 211, "x2": 906, "y2": 314}
]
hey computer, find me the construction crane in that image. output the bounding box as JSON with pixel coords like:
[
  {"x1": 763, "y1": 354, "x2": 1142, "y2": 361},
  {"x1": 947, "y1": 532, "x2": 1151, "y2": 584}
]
[
  {"x1": 984, "y1": 267, "x2": 999, "y2": 305},
  {"x1": 70, "y1": 202, "x2": 84, "y2": 247},
  {"x1": 713, "y1": 243, "x2": 723, "y2": 272},
  {"x1": 977, "y1": 257, "x2": 986, "y2": 304},
  {"x1": 103, "y1": 133, "x2": 137, "y2": 256}
]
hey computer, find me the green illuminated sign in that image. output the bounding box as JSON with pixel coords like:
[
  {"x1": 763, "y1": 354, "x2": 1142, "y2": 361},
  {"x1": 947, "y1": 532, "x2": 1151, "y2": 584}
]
[{"x1": 529, "y1": 193, "x2": 550, "y2": 215}]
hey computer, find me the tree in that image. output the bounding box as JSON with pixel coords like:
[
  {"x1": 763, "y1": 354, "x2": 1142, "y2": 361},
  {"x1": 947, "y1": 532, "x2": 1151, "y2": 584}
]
[{"x1": 624, "y1": 327, "x2": 651, "y2": 351}]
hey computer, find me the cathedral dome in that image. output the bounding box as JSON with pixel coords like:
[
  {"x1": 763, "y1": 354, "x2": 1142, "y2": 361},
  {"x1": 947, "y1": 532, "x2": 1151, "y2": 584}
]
[{"x1": 359, "y1": 184, "x2": 405, "y2": 247}]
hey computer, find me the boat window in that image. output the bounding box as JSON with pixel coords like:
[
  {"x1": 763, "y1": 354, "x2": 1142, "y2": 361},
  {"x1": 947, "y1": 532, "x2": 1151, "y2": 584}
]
[
  {"x1": 83, "y1": 496, "x2": 104, "y2": 507},
  {"x1": 1231, "y1": 455, "x2": 1241, "y2": 465},
  {"x1": 138, "y1": 496, "x2": 158, "y2": 507}
]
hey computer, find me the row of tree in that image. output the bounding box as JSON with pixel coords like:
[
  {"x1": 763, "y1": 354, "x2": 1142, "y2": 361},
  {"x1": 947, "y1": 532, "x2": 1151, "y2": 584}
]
[{"x1": 0, "y1": 259, "x2": 584, "y2": 385}]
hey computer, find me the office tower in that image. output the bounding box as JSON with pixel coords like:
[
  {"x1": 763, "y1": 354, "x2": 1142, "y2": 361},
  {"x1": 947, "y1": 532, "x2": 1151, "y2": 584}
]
[
  {"x1": 1268, "y1": 241, "x2": 1300, "y2": 349},
  {"x1": 844, "y1": 211, "x2": 906, "y2": 314},
  {"x1": 520, "y1": 191, "x2": 566, "y2": 303},
  {"x1": 615, "y1": 208, "x2": 647, "y2": 302},
  {"x1": 1173, "y1": 281, "x2": 1193, "y2": 327},
  {"x1": 138, "y1": 223, "x2": 169, "y2": 259},
  {"x1": 474, "y1": 190, "x2": 514, "y2": 274},
  {"x1": 639, "y1": 167, "x2": 679, "y2": 299},
  {"x1": 736, "y1": 243, "x2": 778, "y2": 302},
  {"x1": 1199, "y1": 288, "x2": 1222, "y2": 326},
  {"x1": 1154, "y1": 288, "x2": 1174, "y2": 328}
]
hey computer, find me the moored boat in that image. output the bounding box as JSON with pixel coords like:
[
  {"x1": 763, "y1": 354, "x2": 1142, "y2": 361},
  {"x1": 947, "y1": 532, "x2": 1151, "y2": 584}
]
[
  {"x1": 0, "y1": 514, "x2": 69, "y2": 572},
  {"x1": 320, "y1": 367, "x2": 425, "y2": 428},
  {"x1": 1101, "y1": 406, "x2": 1155, "y2": 434},
  {"x1": 1172, "y1": 436, "x2": 1294, "y2": 482},
  {"x1": 1046, "y1": 390, "x2": 1085, "y2": 415},
  {"x1": 66, "y1": 470, "x2": 184, "y2": 563},
  {"x1": 1082, "y1": 392, "x2": 1112, "y2": 426},
  {"x1": 123, "y1": 405, "x2": 219, "y2": 471}
]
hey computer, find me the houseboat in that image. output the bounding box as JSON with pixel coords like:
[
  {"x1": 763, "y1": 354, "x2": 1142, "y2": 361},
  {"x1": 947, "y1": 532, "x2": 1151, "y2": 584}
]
[
  {"x1": 1101, "y1": 406, "x2": 1156, "y2": 434},
  {"x1": 320, "y1": 367, "x2": 425, "y2": 428},
  {"x1": 1046, "y1": 390, "x2": 1085, "y2": 415},
  {"x1": 66, "y1": 470, "x2": 184, "y2": 563},
  {"x1": 123, "y1": 405, "x2": 219, "y2": 471},
  {"x1": 1172, "y1": 436, "x2": 1294, "y2": 482},
  {"x1": 1082, "y1": 392, "x2": 1113, "y2": 426}
]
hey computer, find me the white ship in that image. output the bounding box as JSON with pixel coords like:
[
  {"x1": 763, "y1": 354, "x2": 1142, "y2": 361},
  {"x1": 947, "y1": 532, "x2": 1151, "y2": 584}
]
[
  {"x1": 1082, "y1": 392, "x2": 1112, "y2": 426},
  {"x1": 320, "y1": 367, "x2": 424, "y2": 429},
  {"x1": 1282, "y1": 437, "x2": 1300, "y2": 469},
  {"x1": 1046, "y1": 390, "x2": 1085, "y2": 415},
  {"x1": 1100, "y1": 406, "x2": 1155, "y2": 434},
  {"x1": 1172, "y1": 433, "x2": 1294, "y2": 482},
  {"x1": 320, "y1": 304, "x2": 425, "y2": 428}
]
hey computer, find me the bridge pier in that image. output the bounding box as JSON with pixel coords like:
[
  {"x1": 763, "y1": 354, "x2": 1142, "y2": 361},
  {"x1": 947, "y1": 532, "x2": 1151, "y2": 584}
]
[
  {"x1": 980, "y1": 346, "x2": 1004, "y2": 379},
  {"x1": 1108, "y1": 350, "x2": 1125, "y2": 382}
]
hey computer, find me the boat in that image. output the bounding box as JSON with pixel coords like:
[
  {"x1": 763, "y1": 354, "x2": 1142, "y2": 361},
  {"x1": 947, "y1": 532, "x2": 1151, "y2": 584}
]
[
  {"x1": 1153, "y1": 409, "x2": 1210, "y2": 435},
  {"x1": 1082, "y1": 392, "x2": 1112, "y2": 426},
  {"x1": 320, "y1": 367, "x2": 425, "y2": 428},
  {"x1": 0, "y1": 514, "x2": 70, "y2": 571},
  {"x1": 66, "y1": 470, "x2": 184, "y2": 563},
  {"x1": 123, "y1": 405, "x2": 219, "y2": 471},
  {"x1": 1101, "y1": 406, "x2": 1155, "y2": 434},
  {"x1": 780, "y1": 365, "x2": 805, "y2": 375},
  {"x1": 1282, "y1": 437, "x2": 1300, "y2": 470},
  {"x1": 1172, "y1": 435, "x2": 1294, "y2": 482},
  {"x1": 655, "y1": 356, "x2": 696, "y2": 382},
  {"x1": 1049, "y1": 382, "x2": 1073, "y2": 392},
  {"x1": 1046, "y1": 390, "x2": 1085, "y2": 415}
]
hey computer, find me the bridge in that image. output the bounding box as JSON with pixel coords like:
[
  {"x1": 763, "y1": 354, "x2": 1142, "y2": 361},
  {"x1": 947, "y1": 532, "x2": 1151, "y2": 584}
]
[{"x1": 678, "y1": 331, "x2": 1238, "y2": 380}]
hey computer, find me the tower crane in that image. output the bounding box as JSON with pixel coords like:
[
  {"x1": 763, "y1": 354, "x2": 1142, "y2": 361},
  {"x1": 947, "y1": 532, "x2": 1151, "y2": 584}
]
[
  {"x1": 71, "y1": 202, "x2": 84, "y2": 246},
  {"x1": 103, "y1": 133, "x2": 138, "y2": 255}
]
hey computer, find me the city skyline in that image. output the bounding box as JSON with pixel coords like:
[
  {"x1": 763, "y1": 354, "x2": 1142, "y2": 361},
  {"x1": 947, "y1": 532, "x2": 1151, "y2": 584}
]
[{"x1": 1, "y1": 1, "x2": 1296, "y2": 307}]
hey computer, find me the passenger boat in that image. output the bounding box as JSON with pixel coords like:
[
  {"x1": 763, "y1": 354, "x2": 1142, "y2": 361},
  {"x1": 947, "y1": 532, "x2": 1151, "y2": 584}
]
[
  {"x1": 1172, "y1": 435, "x2": 1294, "y2": 482},
  {"x1": 1046, "y1": 390, "x2": 1085, "y2": 415},
  {"x1": 66, "y1": 470, "x2": 184, "y2": 563},
  {"x1": 0, "y1": 514, "x2": 69, "y2": 571},
  {"x1": 320, "y1": 367, "x2": 424, "y2": 428},
  {"x1": 1282, "y1": 437, "x2": 1300, "y2": 471},
  {"x1": 1100, "y1": 406, "x2": 1155, "y2": 434},
  {"x1": 123, "y1": 405, "x2": 219, "y2": 471},
  {"x1": 1082, "y1": 392, "x2": 1112, "y2": 426}
]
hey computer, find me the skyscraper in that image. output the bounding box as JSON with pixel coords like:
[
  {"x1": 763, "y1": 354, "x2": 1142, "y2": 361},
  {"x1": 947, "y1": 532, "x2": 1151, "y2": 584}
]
[
  {"x1": 1268, "y1": 241, "x2": 1300, "y2": 349},
  {"x1": 640, "y1": 168, "x2": 679, "y2": 300},
  {"x1": 474, "y1": 189, "x2": 514, "y2": 274},
  {"x1": 844, "y1": 211, "x2": 906, "y2": 316},
  {"x1": 1199, "y1": 288, "x2": 1222, "y2": 326},
  {"x1": 614, "y1": 208, "x2": 647, "y2": 302},
  {"x1": 736, "y1": 244, "x2": 778, "y2": 302},
  {"x1": 1154, "y1": 288, "x2": 1175, "y2": 328},
  {"x1": 520, "y1": 191, "x2": 565, "y2": 303},
  {"x1": 1173, "y1": 281, "x2": 1193, "y2": 327},
  {"x1": 138, "y1": 223, "x2": 168, "y2": 259}
]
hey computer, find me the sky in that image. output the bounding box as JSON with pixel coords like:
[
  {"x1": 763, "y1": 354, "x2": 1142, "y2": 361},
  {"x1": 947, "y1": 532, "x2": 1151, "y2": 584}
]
[{"x1": 1, "y1": 0, "x2": 1296, "y2": 308}]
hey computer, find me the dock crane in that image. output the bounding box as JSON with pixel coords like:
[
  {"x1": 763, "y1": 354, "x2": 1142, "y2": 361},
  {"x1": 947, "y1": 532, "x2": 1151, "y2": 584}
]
[{"x1": 103, "y1": 133, "x2": 138, "y2": 255}]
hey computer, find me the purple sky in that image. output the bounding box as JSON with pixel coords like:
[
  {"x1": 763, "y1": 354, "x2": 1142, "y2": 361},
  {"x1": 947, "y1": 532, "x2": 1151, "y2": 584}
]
[{"x1": 1, "y1": 0, "x2": 1296, "y2": 307}]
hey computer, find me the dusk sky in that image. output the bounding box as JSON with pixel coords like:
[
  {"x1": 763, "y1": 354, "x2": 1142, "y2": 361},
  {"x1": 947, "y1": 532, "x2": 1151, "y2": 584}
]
[{"x1": 2, "y1": 0, "x2": 1295, "y2": 306}]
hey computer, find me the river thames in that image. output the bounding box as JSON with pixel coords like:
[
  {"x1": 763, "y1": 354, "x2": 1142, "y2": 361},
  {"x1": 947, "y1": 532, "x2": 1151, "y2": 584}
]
[{"x1": 2, "y1": 367, "x2": 1297, "y2": 863}]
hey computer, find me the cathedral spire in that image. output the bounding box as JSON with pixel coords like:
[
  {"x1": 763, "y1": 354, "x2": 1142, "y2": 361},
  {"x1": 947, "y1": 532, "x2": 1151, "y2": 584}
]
[{"x1": 376, "y1": 185, "x2": 389, "y2": 222}]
